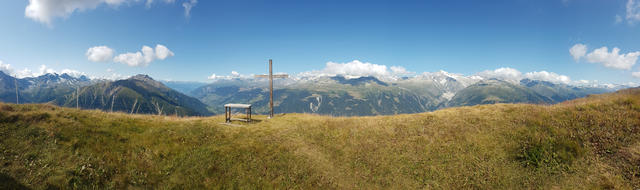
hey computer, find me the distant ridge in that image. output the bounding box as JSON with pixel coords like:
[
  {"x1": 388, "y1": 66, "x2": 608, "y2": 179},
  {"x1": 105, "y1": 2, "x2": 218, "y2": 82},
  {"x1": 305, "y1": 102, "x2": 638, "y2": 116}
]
[
  {"x1": 447, "y1": 79, "x2": 552, "y2": 107},
  {"x1": 0, "y1": 71, "x2": 634, "y2": 116},
  {"x1": 0, "y1": 71, "x2": 92, "y2": 104},
  {"x1": 192, "y1": 74, "x2": 624, "y2": 116},
  {"x1": 63, "y1": 74, "x2": 212, "y2": 116}
]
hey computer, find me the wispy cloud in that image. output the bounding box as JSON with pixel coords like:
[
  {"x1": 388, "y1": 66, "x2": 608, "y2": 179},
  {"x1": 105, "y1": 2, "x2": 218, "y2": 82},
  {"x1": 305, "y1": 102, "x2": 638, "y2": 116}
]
[
  {"x1": 182, "y1": 0, "x2": 197, "y2": 18},
  {"x1": 627, "y1": 0, "x2": 640, "y2": 24}
]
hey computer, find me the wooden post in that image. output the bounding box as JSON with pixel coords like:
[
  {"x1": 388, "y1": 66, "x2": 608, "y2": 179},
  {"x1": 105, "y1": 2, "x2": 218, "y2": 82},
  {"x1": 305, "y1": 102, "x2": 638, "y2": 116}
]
[
  {"x1": 225, "y1": 106, "x2": 228, "y2": 123},
  {"x1": 255, "y1": 59, "x2": 288, "y2": 119},
  {"x1": 269, "y1": 59, "x2": 273, "y2": 118}
]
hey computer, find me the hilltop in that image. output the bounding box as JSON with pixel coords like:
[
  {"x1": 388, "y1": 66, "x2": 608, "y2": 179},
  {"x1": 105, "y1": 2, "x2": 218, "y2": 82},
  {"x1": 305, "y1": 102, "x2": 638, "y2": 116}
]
[{"x1": 1, "y1": 88, "x2": 640, "y2": 189}]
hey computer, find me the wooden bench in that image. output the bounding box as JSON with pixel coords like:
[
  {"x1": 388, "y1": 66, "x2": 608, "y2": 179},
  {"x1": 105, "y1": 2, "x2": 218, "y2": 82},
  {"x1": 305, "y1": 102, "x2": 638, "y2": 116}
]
[{"x1": 224, "y1": 104, "x2": 252, "y2": 123}]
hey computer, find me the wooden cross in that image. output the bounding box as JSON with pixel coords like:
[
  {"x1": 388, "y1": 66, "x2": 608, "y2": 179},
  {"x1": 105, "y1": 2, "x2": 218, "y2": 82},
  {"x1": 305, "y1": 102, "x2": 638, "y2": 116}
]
[{"x1": 255, "y1": 59, "x2": 288, "y2": 118}]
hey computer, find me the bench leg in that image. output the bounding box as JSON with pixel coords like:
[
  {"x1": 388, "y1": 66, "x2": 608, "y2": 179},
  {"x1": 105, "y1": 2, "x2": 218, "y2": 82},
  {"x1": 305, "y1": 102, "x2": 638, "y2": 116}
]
[{"x1": 225, "y1": 107, "x2": 230, "y2": 123}]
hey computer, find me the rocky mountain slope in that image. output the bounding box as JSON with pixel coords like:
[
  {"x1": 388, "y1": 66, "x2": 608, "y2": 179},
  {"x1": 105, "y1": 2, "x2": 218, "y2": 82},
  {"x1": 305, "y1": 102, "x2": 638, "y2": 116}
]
[
  {"x1": 63, "y1": 75, "x2": 212, "y2": 116},
  {"x1": 193, "y1": 72, "x2": 619, "y2": 116}
]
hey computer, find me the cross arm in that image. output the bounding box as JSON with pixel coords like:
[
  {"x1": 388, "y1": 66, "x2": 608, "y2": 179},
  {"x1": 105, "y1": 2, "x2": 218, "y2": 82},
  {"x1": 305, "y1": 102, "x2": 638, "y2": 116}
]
[{"x1": 255, "y1": 74, "x2": 289, "y2": 78}]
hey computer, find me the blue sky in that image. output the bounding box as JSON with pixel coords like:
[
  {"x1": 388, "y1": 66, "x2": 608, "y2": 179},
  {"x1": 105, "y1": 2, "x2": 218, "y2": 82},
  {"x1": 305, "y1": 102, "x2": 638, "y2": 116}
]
[{"x1": 0, "y1": 0, "x2": 639, "y2": 84}]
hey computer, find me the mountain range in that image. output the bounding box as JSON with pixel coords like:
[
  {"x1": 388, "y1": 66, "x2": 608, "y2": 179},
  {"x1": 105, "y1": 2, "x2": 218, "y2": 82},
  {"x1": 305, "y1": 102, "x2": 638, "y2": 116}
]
[
  {"x1": 191, "y1": 71, "x2": 619, "y2": 116},
  {"x1": 62, "y1": 74, "x2": 212, "y2": 116},
  {"x1": 0, "y1": 71, "x2": 210, "y2": 116},
  {"x1": 0, "y1": 70, "x2": 633, "y2": 116},
  {"x1": 0, "y1": 71, "x2": 92, "y2": 104}
]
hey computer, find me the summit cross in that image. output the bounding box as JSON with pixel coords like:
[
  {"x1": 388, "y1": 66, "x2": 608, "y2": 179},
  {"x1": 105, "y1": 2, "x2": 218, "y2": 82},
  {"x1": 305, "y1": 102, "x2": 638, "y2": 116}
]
[{"x1": 254, "y1": 59, "x2": 288, "y2": 118}]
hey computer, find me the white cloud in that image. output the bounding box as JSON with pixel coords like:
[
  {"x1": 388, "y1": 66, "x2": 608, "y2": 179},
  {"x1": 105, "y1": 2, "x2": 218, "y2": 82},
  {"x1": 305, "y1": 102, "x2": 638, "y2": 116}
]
[
  {"x1": 633, "y1": 72, "x2": 640, "y2": 78},
  {"x1": 0, "y1": 63, "x2": 55, "y2": 78},
  {"x1": 317, "y1": 60, "x2": 389, "y2": 78},
  {"x1": 569, "y1": 44, "x2": 587, "y2": 61},
  {"x1": 86, "y1": 46, "x2": 114, "y2": 62},
  {"x1": 112, "y1": 44, "x2": 174, "y2": 67},
  {"x1": 60, "y1": 69, "x2": 86, "y2": 77},
  {"x1": 38, "y1": 65, "x2": 56, "y2": 75},
  {"x1": 390, "y1": 66, "x2": 413, "y2": 76},
  {"x1": 207, "y1": 71, "x2": 246, "y2": 80},
  {"x1": 11, "y1": 65, "x2": 81, "y2": 78},
  {"x1": 476, "y1": 67, "x2": 522, "y2": 82},
  {"x1": 25, "y1": 0, "x2": 193, "y2": 25},
  {"x1": 207, "y1": 73, "x2": 218, "y2": 80},
  {"x1": 585, "y1": 46, "x2": 640, "y2": 70},
  {"x1": 142, "y1": 45, "x2": 155, "y2": 64},
  {"x1": 154, "y1": 44, "x2": 174, "y2": 60},
  {"x1": 627, "y1": 0, "x2": 640, "y2": 24},
  {"x1": 0, "y1": 60, "x2": 13, "y2": 74},
  {"x1": 524, "y1": 71, "x2": 571, "y2": 84},
  {"x1": 16, "y1": 68, "x2": 35, "y2": 78},
  {"x1": 145, "y1": 0, "x2": 154, "y2": 8},
  {"x1": 296, "y1": 60, "x2": 430, "y2": 81},
  {"x1": 574, "y1": 79, "x2": 591, "y2": 85},
  {"x1": 114, "y1": 52, "x2": 146, "y2": 67},
  {"x1": 25, "y1": 0, "x2": 118, "y2": 26},
  {"x1": 476, "y1": 67, "x2": 572, "y2": 84},
  {"x1": 182, "y1": 0, "x2": 197, "y2": 18}
]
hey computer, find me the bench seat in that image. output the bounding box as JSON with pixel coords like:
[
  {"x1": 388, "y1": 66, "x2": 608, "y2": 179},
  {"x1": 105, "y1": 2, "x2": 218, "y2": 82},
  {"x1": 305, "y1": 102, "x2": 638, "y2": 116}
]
[{"x1": 224, "y1": 104, "x2": 252, "y2": 109}]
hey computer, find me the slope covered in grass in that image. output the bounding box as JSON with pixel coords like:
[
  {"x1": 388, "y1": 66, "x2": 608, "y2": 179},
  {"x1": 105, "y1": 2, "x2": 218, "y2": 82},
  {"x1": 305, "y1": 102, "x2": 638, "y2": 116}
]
[{"x1": 1, "y1": 88, "x2": 640, "y2": 189}]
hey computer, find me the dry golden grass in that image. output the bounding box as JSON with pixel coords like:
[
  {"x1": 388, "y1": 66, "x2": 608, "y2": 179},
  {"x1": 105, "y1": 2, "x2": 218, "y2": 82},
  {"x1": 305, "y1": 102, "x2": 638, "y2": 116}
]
[{"x1": 1, "y1": 88, "x2": 639, "y2": 189}]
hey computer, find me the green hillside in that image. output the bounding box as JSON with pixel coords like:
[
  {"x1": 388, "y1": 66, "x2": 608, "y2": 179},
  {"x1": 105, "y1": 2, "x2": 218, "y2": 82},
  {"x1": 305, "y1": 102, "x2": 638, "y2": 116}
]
[
  {"x1": 448, "y1": 79, "x2": 552, "y2": 107},
  {"x1": 63, "y1": 75, "x2": 212, "y2": 116},
  {"x1": 1, "y1": 88, "x2": 640, "y2": 189}
]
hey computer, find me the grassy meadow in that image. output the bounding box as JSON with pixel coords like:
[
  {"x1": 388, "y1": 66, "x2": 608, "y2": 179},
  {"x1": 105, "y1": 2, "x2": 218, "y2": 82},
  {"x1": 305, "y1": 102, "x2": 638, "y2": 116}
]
[{"x1": 1, "y1": 88, "x2": 640, "y2": 189}]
